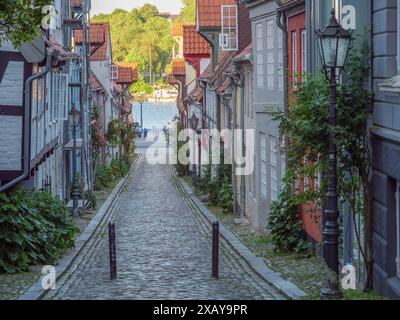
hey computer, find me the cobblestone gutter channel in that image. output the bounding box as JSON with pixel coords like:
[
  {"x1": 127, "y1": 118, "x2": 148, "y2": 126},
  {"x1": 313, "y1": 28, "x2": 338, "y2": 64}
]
[
  {"x1": 18, "y1": 156, "x2": 142, "y2": 300},
  {"x1": 170, "y1": 168, "x2": 307, "y2": 300}
]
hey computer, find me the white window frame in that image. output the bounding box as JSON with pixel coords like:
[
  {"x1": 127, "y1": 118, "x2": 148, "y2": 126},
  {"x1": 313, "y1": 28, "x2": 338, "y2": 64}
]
[
  {"x1": 220, "y1": 5, "x2": 238, "y2": 51},
  {"x1": 301, "y1": 29, "x2": 307, "y2": 79},
  {"x1": 303, "y1": 156, "x2": 309, "y2": 191},
  {"x1": 109, "y1": 64, "x2": 119, "y2": 80},
  {"x1": 266, "y1": 20, "x2": 275, "y2": 89},
  {"x1": 52, "y1": 73, "x2": 69, "y2": 121},
  {"x1": 396, "y1": 181, "x2": 400, "y2": 279},
  {"x1": 292, "y1": 31, "x2": 298, "y2": 89},
  {"x1": 270, "y1": 136, "x2": 278, "y2": 202},
  {"x1": 278, "y1": 28, "x2": 284, "y2": 90},
  {"x1": 260, "y1": 133, "x2": 267, "y2": 198},
  {"x1": 256, "y1": 23, "x2": 264, "y2": 88}
]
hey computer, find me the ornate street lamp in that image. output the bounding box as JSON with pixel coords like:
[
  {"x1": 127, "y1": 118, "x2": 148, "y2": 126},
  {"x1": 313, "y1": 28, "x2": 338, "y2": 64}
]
[
  {"x1": 188, "y1": 112, "x2": 200, "y2": 190},
  {"x1": 68, "y1": 104, "x2": 81, "y2": 217},
  {"x1": 317, "y1": 9, "x2": 352, "y2": 299},
  {"x1": 140, "y1": 92, "x2": 145, "y2": 137}
]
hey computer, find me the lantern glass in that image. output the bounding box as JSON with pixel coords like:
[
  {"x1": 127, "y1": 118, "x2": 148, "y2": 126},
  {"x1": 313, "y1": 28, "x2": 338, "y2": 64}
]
[
  {"x1": 336, "y1": 36, "x2": 351, "y2": 68},
  {"x1": 68, "y1": 106, "x2": 80, "y2": 127},
  {"x1": 317, "y1": 9, "x2": 352, "y2": 74},
  {"x1": 189, "y1": 112, "x2": 199, "y2": 130},
  {"x1": 321, "y1": 36, "x2": 338, "y2": 68}
]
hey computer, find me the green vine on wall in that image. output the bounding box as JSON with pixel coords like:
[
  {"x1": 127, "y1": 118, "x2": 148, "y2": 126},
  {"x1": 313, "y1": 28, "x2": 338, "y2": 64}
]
[{"x1": 269, "y1": 36, "x2": 374, "y2": 290}]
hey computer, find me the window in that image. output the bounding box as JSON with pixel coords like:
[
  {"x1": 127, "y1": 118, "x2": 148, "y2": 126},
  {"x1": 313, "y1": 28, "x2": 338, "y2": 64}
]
[
  {"x1": 109, "y1": 64, "x2": 119, "y2": 80},
  {"x1": 280, "y1": 139, "x2": 286, "y2": 190},
  {"x1": 303, "y1": 156, "x2": 309, "y2": 191},
  {"x1": 278, "y1": 29, "x2": 284, "y2": 90},
  {"x1": 270, "y1": 136, "x2": 278, "y2": 202},
  {"x1": 256, "y1": 23, "x2": 264, "y2": 88},
  {"x1": 266, "y1": 20, "x2": 275, "y2": 89},
  {"x1": 292, "y1": 31, "x2": 298, "y2": 89},
  {"x1": 260, "y1": 133, "x2": 267, "y2": 198},
  {"x1": 301, "y1": 30, "x2": 307, "y2": 78},
  {"x1": 221, "y1": 5, "x2": 238, "y2": 51},
  {"x1": 52, "y1": 73, "x2": 69, "y2": 120},
  {"x1": 396, "y1": 181, "x2": 400, "y2": 278}
]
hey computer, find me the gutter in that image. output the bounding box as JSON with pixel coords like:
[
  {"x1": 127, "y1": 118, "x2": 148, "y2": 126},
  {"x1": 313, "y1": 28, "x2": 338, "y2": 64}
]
[{"x1": 0, "y1": 49, "x2": 53, "y2": 193}]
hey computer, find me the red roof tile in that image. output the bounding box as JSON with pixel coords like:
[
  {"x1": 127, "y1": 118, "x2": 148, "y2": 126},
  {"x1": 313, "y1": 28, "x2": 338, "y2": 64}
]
[
  {"x1": 168, "y1": 72, "x2": 179, "y2": 85},
  {"x1": 172, "y1": 58, "x2": 186, "y2": 76},
  {"x1": 116, "y1": 62, "x2": 139, "y2": 82},
  {"x1": 115, "y1": 67, "x2": 134, "y2": 84},
  {"x1": 183, "y1": 25, "x2": 210, "y2": 56},
  {"x1": 71, "y1": 0, "x2": 82, "y2": 6},
  {"x1": 234, "y1": 43, "x2": 252, "y2": 62},
  {"x1": 197, "y1": 0, "x2": 237, "y2": 28},
  {"x1": 75, "y1": 22, "x2": 110, "y2": 61}
]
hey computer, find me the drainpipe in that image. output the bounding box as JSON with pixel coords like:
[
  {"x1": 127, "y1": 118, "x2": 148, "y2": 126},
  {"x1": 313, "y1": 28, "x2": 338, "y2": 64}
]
[
  {"x1": 230, "y1": 84, "x2": 238, "y2": 214},
  {"x1": 275, "y1": 0, "x2": 290, "y2": 174},
  {"x1": 233, "y1": 65, "x2": 246, "y2": 218},
  {"x1": 0, "y1": 49, "x2": 53, "y2": 193},
  {"x1": 276, "y1": 1, "x2": 288, "y2": 115}
]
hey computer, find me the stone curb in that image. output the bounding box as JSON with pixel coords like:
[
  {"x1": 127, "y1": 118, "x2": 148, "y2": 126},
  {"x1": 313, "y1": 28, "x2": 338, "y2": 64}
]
[
  {"x1": 172, "y1": 170, "x2": 307, "y2": 300},
  {"x1": 17, "y1": 156, "x2": 141, "y2": 300}
]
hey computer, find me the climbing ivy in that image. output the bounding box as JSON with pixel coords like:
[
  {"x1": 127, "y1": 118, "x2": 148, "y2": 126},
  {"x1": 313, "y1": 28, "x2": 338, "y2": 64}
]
[{"x1": 269, "y1": 37, "x2": 374, "y2": 289}]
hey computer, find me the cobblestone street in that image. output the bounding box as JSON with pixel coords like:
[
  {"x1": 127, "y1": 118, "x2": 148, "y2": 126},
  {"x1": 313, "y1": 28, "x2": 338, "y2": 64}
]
[{"x1": 44, "y1": 142, "x2": 279, "y2": 300}]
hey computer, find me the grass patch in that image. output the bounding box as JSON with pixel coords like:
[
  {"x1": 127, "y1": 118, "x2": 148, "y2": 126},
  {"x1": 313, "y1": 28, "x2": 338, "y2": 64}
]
[{"x1": 182, "y1": 175, "x2": 192, "y2": 188}]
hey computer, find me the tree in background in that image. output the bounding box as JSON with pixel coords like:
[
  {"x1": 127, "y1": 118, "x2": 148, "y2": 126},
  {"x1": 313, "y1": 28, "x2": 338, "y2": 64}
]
[
  {"x1": 92, "y1": 5, "x2": 175, "y2": 83},
  {"x1": 177, "y1": 0, "x2": 196, "y2": 22},
  {"x1": 0, "y1": 0, "x2": 52, "y2": 46}
]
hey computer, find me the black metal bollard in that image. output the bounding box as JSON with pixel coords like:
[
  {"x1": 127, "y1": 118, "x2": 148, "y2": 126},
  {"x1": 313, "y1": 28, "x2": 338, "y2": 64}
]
[
  {"x1": 108, "y1": 222, "x2": 117, "y2": 280},
  {"x1": 212, "y1": 221, "x2": 219, "y2": 279}
]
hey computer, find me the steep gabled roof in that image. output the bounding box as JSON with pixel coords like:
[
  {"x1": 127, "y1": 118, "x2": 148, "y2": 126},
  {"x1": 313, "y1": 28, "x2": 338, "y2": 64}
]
[
  {"x1": 74, "y1": 22, "x2": 110, "y2": 61},
  {"x1": 116, "y1": 62, "x2": 139, "y2": 83},
  {"x1": 183, "y1": 25, "x2": 210, "y2": 56},
  {"x1": 115, "y1": 67, "x2": 134, "y2": 85},
  {"x1": 197, "y1": 0, "x2": 237, "y2": 29},
  {"x1": 168, "y1": 72, "x2": 179, "y2": 85},
  {"x1": 172, "y1": 58, "x2": 186, "y2": 77}
]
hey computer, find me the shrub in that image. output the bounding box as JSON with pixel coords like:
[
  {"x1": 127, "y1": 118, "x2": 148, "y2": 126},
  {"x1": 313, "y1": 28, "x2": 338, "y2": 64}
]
[
  {"x1": 268, "y1": 199, "x2": 308, "y2": 254},
  {"x1": 0, "y1": 189, "x2": 78, "y2": 274},
  {"x1": 218, "y1": 181, "x2": 233, "y2": 213},
  {"x1": 94, "y1": 164, "x2": 113, "y2": 190},
  {"x1": 110, "y1": 159, "x2": 123, "y2": 179}
]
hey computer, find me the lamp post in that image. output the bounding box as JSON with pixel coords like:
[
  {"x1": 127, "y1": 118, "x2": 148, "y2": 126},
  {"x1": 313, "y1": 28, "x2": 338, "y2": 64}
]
[
  {"x1": 189, "y1": 112, "x2": 200, "y2": 191},
  {"x1": 317, "y1": 9, "x2": 352, "y2": 299},
  {"x1": 68, "y1": 104, "x2": 81, "y2": 217},
  {"x1": 140, "y1": 92, "x2": 145, "y2": 137}
]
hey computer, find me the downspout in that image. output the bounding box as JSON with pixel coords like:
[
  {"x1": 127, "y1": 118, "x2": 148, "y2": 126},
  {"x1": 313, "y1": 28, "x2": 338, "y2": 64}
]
[
  {"x1": 0, "y1": 49, "x2": 53, "y2": 193},
  {"x1": 233, "y1": 65, "x2": 246, "y2": 218},
  {"x1": 275, "y1": 0, "x2": 290, "y2": 176},
  {"x1": 231, "y1": 84, "x2": 238, "y2": 214},
  {"x1": 276, "y1": 1, "x2": 289, "y2": 115}
]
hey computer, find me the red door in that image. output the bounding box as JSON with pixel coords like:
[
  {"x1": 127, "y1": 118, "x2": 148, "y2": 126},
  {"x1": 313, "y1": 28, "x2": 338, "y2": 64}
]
[{"x1": 288, "y1": 12, "x2": 322, "y2": 242}]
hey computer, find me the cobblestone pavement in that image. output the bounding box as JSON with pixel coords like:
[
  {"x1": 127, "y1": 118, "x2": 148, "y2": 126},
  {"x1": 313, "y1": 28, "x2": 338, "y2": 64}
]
[{"x1": 46, "y1": 143, "x2": 278, "y2": 300}]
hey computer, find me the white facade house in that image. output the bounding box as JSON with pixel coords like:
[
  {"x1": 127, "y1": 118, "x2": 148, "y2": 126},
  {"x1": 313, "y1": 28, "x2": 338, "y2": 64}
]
[{"x1": 0, "y1": 1, "x2": 93, "y2": 203}]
